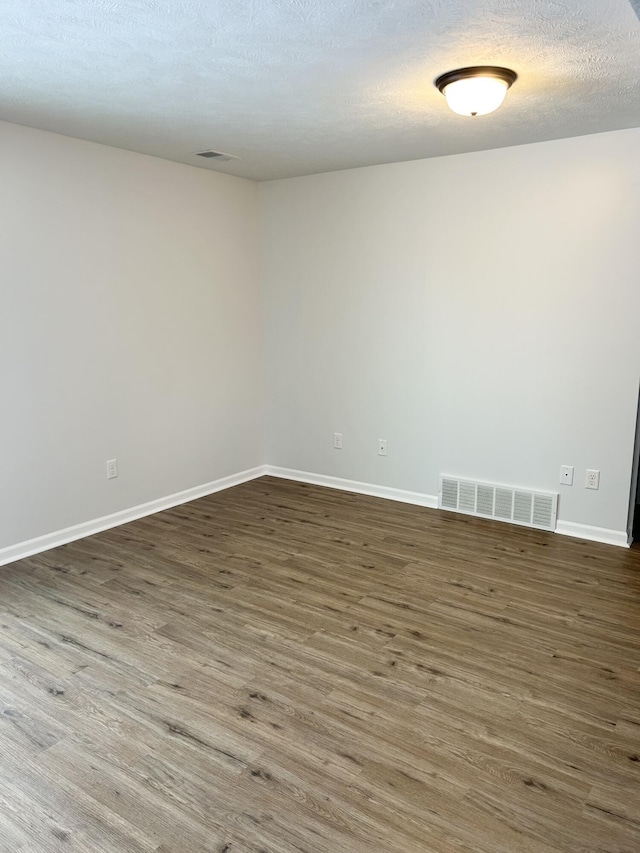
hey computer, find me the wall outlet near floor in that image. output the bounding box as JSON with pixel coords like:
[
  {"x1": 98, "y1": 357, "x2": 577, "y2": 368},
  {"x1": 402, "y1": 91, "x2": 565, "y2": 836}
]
[
  {"x1": 586, "y1": 469, "x2": 600, "y2": 490},
  {"x1": 378, "y1": 439, "x2": 388, "y2": 457},
  {"x1": 560, "y1": 465, "x2": 574, "y2": 486},
  {"x1": 106, "y1": 458, "x2": 118, "y2": 479},
  {"x1": 333, "y1": 432, "x2": 343, "y2": 450}
]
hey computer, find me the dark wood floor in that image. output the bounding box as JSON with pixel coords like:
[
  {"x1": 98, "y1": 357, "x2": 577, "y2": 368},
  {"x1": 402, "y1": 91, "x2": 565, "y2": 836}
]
[{"x1": 0, "y1": 476, "x2": 639, "y2": 852}]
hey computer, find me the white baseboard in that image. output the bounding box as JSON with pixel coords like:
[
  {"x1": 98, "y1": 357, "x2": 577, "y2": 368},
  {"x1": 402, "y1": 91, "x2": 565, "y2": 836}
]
[
  {"x1": 555, "y1": 520, "x2": 630, "y2": 548},
  {"x1": 266, "y1": 467, "x2": 630, "y2": 549},
  {"x1": 2, "y1": 464, "x2": 628, "y2": 567},
  {"x1": 0, "y1": 465, "x2": 267, "y2": 568},
  {"x1": 265, "y1": 466, "x2": 438, "y2": 508}
]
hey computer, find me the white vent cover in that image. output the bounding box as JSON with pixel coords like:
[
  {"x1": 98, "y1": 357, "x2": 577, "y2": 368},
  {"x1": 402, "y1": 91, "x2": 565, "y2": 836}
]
[{"x1": 439, "y1": 476, "x2": 558, "y2": 532}]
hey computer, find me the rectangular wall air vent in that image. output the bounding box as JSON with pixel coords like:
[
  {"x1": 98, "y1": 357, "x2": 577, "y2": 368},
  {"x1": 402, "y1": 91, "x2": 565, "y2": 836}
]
[{"x1": 439, "y1": 476, "x2": 558, "y2": 532}]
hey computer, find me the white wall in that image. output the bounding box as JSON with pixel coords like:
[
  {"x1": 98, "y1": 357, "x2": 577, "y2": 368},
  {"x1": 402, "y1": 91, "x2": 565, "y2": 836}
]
[
  {"x1": 261, "y1": 128, "x2": 640, "y2": 536},
  {"x1": 2, "y1": 121, "x2": 638, "y2": 554},
  {"x1": 0, "y1": 121, "x2": 263, "y2": 552}
]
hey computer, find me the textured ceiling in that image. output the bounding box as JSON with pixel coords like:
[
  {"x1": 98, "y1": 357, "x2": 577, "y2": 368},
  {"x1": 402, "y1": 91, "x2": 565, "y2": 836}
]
[{"x1": 1, "y1": 0, "x2": 639, "y2": 181}]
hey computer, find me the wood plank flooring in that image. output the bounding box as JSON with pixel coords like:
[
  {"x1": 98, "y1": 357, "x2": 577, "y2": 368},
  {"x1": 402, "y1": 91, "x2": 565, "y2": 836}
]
[{"x1": 0, "y1": 475, "x2": 639, "y2": 852}]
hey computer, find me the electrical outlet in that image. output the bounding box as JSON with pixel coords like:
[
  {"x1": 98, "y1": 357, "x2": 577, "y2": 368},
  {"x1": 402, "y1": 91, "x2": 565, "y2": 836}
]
[
  {"x1": 586, "y1": 469, "x2": 600, "y2": 490},
  {"x1": 333, "y1": 432, "x2": 343, "y2": 450},
  {"x1": 106, "y1": 458, "x2": 118, "y2": 480},
  {"x1": 560, "y1": 465, "x2": 574, "y2": 486},
  {"x1": 378, "y1": 439, "x2": 388, "y2": 457}
]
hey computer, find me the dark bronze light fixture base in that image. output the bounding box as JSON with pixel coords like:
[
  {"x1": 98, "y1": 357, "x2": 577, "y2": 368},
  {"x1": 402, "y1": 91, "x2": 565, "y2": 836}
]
[{"x1": 435, "y1": 66, "x2": 517, "y2": 93}]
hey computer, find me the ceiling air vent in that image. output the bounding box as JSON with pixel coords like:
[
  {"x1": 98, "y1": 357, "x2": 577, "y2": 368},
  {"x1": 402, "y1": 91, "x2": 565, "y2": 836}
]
[
  {"x1": 439, "y1": 476, "x2": 558, "y2": 532},
  {"x1": 194, "y1": 150, "x2": 239, "y2": 163}
]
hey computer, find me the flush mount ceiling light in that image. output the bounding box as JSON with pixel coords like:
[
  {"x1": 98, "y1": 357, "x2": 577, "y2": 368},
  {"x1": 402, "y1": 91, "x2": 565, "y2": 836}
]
[{"x1": 435, "y1": 66, "x2": 517, "y2": 117}]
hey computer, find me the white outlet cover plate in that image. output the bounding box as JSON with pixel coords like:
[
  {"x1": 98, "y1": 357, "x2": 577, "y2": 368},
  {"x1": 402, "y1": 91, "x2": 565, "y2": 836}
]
[{"x1": 586, "y1": 469, "x2": 600, "y2": 489}]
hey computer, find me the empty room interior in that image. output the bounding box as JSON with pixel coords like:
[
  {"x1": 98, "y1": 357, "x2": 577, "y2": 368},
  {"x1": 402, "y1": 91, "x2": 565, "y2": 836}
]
[{"x1": 1, "y1": 1, "x2": 640, "y2": 851}]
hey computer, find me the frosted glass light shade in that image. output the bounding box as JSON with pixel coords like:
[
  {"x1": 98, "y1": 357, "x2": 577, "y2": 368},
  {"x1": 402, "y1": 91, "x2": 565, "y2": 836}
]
[
  {"x1": 444, "y1": 76, "x2": 508, "y2": 116},
  {"x1": 435, "y1": 67, "x2": 517, "y2": 117}
]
